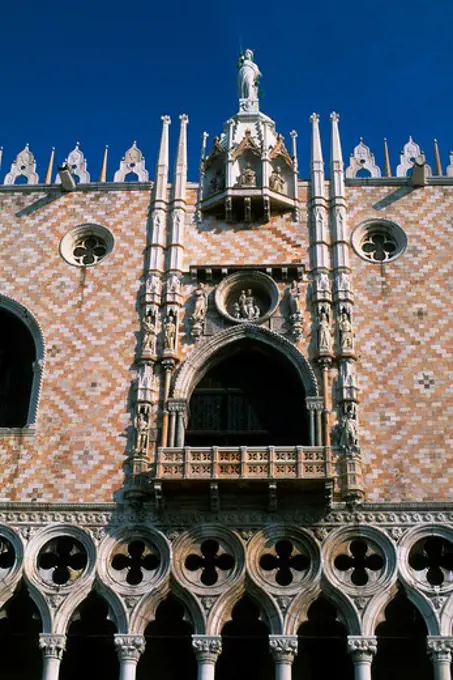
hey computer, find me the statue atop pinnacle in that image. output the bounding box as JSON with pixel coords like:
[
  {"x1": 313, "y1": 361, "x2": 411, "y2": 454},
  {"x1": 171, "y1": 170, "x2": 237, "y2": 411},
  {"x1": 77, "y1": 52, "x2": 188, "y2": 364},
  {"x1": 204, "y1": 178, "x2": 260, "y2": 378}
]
[{"x1": 237, "y1": 49, "x2": 261, "y2": 111}]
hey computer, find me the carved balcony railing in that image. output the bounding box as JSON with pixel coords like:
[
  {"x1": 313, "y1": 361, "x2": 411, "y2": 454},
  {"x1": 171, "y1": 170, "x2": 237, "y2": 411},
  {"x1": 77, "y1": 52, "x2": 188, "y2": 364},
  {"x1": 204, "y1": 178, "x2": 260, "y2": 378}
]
[{"x1": 154, "y1": 446, "x2": 332, "y2": 481}]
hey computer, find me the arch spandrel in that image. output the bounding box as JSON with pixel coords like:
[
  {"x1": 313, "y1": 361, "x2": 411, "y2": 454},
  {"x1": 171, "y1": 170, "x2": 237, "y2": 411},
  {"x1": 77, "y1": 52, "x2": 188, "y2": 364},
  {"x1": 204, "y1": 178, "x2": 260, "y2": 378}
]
[{"x1": 173, "y1": 325, "x2": 318, "y2": 401}]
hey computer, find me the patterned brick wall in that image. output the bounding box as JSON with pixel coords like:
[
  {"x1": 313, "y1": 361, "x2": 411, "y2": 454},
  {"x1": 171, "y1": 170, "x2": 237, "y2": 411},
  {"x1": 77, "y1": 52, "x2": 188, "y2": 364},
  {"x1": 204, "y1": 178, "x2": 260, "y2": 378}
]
[
  {"x1": 347, "y1": 184, "x2": 453, "y2": 502},
  {"x1": 0, "y1": 188, "x2": 150, "y2": 501}
]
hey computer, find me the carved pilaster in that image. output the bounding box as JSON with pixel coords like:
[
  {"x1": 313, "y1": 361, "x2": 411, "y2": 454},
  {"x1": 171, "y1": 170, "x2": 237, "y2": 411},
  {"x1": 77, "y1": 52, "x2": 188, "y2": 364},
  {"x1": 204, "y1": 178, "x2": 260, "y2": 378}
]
[
  {"x1": 192, "y1": 635, "x2": 222, "y2": 664},
  {"x1": 269, "y1": 635, "x2": 298, "y2": 663},
  {"x1": 114, "y1": 635, "x2": 146, "y2": 662},
  {"x1": 39, "y1": 634, "x2": 66, "y2": 660}
]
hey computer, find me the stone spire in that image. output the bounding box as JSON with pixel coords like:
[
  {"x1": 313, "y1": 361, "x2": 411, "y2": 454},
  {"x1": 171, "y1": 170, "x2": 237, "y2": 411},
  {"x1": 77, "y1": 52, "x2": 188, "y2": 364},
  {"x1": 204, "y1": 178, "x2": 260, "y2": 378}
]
[
  {"x1": 330, "y1": 112, "x2": 345, "y2": 199},
  {"x1": 383, "y1": 138, "x2": 392, "y2": 177},
  {"x1": 167, "y1": 114, "x2": 189, "y2": 274},
  {"x1": 154, "y1": 115, "x2": 171, "y2": 203},
  {"x1": 99, "y1": 145, "x2": 108, "y2": 182},
  {"x1": 45, "y1": 147, "x2": 55, "y2": 184},
  {"x1": 172, "y1": 114, "x2": 189, "y2": 202},
  {"x1": 434, "y1": 138, "x2": 443, "y2": 176},
  {"x1": 310, "y1": 113, "x2": 325, "y2": 198}
]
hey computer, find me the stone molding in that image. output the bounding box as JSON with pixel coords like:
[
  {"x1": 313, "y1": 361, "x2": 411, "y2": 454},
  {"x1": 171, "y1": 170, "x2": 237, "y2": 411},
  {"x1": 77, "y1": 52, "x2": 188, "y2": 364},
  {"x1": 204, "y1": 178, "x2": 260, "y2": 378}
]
[
  {"x1": 39, "y1": 634, "x2": 66, "y2": 659},
  {"x1": 192, "y1": 635, "x2": 222, "y2": 663},
  {"x1": 269, "y1": 635, "x2": 298, "y2": 662},
  {"x1": 114, "y1": 634, "x2": 146, "y2": 661}
]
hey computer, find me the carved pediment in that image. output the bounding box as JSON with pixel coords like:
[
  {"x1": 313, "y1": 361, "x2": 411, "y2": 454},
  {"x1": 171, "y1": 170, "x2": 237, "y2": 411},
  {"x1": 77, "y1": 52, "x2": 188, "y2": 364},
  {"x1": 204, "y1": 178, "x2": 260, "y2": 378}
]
[
  {"x1": 232, "y1": 129, "x2": 261, "y2": 160},
  {"x1": 269, "y1": 134, "x2": 293, "y2": 167}
]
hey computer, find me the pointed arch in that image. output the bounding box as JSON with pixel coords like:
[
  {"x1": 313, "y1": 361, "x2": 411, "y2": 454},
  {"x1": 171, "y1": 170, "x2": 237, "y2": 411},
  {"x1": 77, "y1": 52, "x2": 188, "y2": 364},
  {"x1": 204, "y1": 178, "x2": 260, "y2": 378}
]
[
  {"x1": 207, "y1": 580, "x2": 283, "y2": 636},
  {"x1": 365, "y1": 581, "x2": 440, "y2": 636},
  {"x1": 173, "y1": 324, "x2": 318, "y2": 401},
  {"x1": 0, "y1": 294, "x2": 45, "y2": 427},
  {"x1": 286, "y1": 582, "x2": 361, "y2": 636},
  {"x1": 131, "y1": 581, "x2": 205, "y2": 635}
]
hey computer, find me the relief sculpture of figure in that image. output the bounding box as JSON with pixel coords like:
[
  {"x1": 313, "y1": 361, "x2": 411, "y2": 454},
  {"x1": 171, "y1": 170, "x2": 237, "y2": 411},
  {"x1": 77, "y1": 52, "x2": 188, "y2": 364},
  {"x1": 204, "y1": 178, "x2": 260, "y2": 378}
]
[
  {"x1": 134, "y1": 405, "x2": 150, "y2": 455},
  {"x1": 236, "y1": 288, "x2": 260, "y2": 320},
  {"x1": 192, "y1": 283, "x2": 207, "y2": 323},
  {"x1": 339, "y1": 404, "x2": 359, "y2": 456},
  {"x1": 288, "y1": 280, "x2": 301, "y2": 316},
  {"x1": 316, "y1": 272, "x2": 330, "y2": 293},
  {"x1": 238, "y1": 162, "x2": 257, "y2": 188},
  {"x1": 269, "y1": 166, "x2": 285, "y2": 193},
  {"x1": 164, "y1": 311, "x2": 177, "y2": 350},
  {"x1": 141, "y1": 310, "x2": 156, "y2": 354},
  {"x1": 339, "y1": 310, "x2": 354, "y2": 352},
  {"x1": 238, "y1": 48, "x2": 261, "y2": 102},
  {"x1": 317, "y1": 309, "x2": 332, "y2": 353}
]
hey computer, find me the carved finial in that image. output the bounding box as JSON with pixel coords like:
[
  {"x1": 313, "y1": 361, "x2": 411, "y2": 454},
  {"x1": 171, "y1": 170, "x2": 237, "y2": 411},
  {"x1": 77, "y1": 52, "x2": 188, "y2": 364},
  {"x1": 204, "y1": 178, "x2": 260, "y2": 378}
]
[
  {"x1": 4, "y1": 144, "x2": 39, "y2": 185},
  {"x1": 346, "y1": 139, "x2": 381, "y2": 178},
  {"x1": 179, "y1": 113, "x2": 189, "y2": 124},
  {"x1": 383, "y1": 138, "x2": 392, "y2": 177},
  {"x1": 310, "y1": 112, "x2": 320, "y2": 123},
  {"x1": 0, "y1": 147, "x2": 3, "y2": 170},
  {"x1": 55, "y1": 142, "x2": 90, "y2": 184},
  {"x1": 99, "y1": 145, "x2": 109, "y2": 182},
  {"x1": 433, "y1": 138, "x2": 443, "y2": 176},
  {"x1": 330, "y1": 111, "x2": 340, "y2": 122},
  {"x1": 114, "y1": 142, "x2": 148, "y2": 182},
  {"x1": 45, "y1": 147, "x2": 56, "y2": 184}
]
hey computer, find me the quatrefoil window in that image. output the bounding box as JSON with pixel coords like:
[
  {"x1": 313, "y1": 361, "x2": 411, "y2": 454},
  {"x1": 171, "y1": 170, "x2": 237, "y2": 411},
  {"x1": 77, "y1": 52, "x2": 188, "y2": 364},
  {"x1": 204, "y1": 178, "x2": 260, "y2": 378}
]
[
  {"x1": 334, "y1": 540, "x2": 384, "y2": 586},
  {"x1": 185, "y1": 539, "x2": 235, "y2": 586},
  {"x1": 361, "y1": 232, "x2": 397, "y2": 262},
  {"x1": 111, "y1": 540, "x2": 160, "y2": 585},
  {"x1": 409, "y1": 537, "x2": 453, "y2": 586},
  {"x1": 0, "y1": 537, "x2": 15, "y2": 573},
  {"x1": 37, "y1": 537, "x2": 88, "y2": 585},
  {"x1": 72, "y1": 235, "x2": 107, "y2": 266},
  {"x1": 351, "y1": 220, "x2": 406, "y2": 264},
  {"x1": 259, "y1": 540, "x2": 310, "y2": 586}
]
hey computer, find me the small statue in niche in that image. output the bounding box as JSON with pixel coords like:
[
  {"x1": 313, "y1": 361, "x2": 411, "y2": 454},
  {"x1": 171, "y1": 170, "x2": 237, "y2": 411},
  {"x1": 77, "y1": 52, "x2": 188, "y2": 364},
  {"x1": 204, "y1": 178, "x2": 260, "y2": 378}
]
[
  {"x1": 269, "y1": 166, "x2": 285, "y2": 193},
  {"x1": 339, "y1": 309, "x2": 354, "y2": 352},
  {"x1": 192, "y1": 283, "x2": 207, "y2": 323},
  {"x1": 317, "y1": 307, "x2": 332, "y2": 354},
  {"x1": 238, "y1": 162, "x2": 257, "y2": 188},
  {"x1": 141, "y1": 310, "x2": 156, "y2": 354},
  {"x1": 134, "y1": 405, "x2": 150, "y2": 455},
  {"x1": 235, "y1": 288, "x2": 260, "y2": 320},
  {"x1": 288, "y1": 280, "x2": 301, "y2": 316},
  {"x1": 316, "y1": 272, "x2": 330, "y2": 294},
  {"x1": 339, "y1": 403, "x2": 359, "y2": 456},
  {"x1": 164, "y1": 311, "x2": 177, "y2": 350}
]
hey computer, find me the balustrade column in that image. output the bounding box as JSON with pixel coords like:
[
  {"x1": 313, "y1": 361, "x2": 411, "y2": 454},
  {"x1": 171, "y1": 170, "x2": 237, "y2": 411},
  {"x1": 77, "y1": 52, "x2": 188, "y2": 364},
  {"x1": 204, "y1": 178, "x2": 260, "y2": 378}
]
[
  {"x1": 176, "y1": 409, "x2": 185, "y2": 447},
  {"x1": 192, "y1": 635, "x2": 222, "y2": 680},
  {"x1": 114, "y1": 635, "x2": 146, "y2": 680},
  {"x1": 269, "y1": 635, "x2": 298, "y2": 680},
  {"x1": 168, "y1": 410, "x2": 177, "y2": 447},
  {"x1": 39, "y1": 634, "x2": 66, "y2": 680},
  {"x1": 347, "y1": 637, "x2": 377, "y2": 680},
  {"x1": 427, "y1": 637, "x2": 453, "y2": 680}
]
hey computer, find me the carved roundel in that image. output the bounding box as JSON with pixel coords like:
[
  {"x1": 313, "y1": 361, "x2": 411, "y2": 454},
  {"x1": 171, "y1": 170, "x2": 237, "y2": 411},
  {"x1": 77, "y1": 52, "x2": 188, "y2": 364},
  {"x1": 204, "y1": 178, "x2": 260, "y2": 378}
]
[
  {"x1": 214, "y1": 271, "x2": 280, "y2": 325},
  {"x1": 24, "y1": 525, "x2": 95, "y2": 593},
  {"x1": 351, "y1": 219, "x2": 407, "y2": 264},
  {"x1": 399, "y1": 525, "x2": 453, "y2": 594},
  {"x1": 322, "y1": 526, "x2": 397, "y2": 597},
  {"x1": 172, "y1": 526, "x2": 245, "y2": 596},
  {"x1": 98, "y1": 527, "x2": 170, "y2": 596},
  {"x1": 247, "y1": 526, "x2": 320, "y2": 595},
  {"x1": 60, "y1": 224, "x2": 114, "y2": 268}
]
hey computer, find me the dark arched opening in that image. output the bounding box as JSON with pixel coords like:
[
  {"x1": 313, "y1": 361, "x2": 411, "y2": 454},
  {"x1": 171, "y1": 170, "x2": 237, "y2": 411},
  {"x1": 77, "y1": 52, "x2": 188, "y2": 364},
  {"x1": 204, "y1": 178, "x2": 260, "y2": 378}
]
[
  {"x1": 60, "y1": 591, "x2": 119, "y2": 680},
  {"x1": 137, "y1": 596, "x2": 196, "y2": 680},
  {"x1": 186, "y1": 340, "x2": 308, "y2": 446},
  {"x1": 0, "y1": 308, "x2": 35, "y2": 426},
  {"x1": 294, "y1": 597, "x2": 353, "y2": 680},
  {"x1": 216, "y1": 596, "x2": 273, "y2": 680},
  {"x1": 0, "y1": 581, "x2": 42, "y2": 679},
  {"x1": 373, "y1": 590, "x2": 433, "y2": 680}
]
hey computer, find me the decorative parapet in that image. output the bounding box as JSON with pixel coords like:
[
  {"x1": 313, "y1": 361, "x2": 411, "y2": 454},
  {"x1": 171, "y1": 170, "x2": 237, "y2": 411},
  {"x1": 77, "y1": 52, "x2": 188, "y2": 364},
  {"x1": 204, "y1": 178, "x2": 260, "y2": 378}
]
[
  {"x1": 346, "y1": 139, "x2": 381, "y2": 178},
  {"x1": 154, "y1": 445, "x2": 331, "y2": 481}
]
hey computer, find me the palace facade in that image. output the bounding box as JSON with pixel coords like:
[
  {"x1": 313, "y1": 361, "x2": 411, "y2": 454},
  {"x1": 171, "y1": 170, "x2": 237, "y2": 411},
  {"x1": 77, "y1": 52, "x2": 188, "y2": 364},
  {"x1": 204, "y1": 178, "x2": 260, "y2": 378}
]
[{"x1": 0, "y1": 50, "x2": 452, "y2": 680}]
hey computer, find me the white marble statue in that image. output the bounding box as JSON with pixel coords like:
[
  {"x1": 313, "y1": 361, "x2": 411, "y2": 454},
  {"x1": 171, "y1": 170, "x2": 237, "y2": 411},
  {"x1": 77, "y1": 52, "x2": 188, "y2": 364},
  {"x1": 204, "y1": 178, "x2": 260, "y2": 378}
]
[{"x1": 238, "y1": 49, "x2": 261, "y2": 102}]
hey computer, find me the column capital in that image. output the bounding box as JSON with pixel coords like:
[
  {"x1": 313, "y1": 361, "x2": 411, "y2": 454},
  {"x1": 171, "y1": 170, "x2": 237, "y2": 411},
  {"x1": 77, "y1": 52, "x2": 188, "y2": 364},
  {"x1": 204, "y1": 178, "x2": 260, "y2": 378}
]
[
  {"x1": 114, "y1": 634, "x2": 146, "y2": 662},
  {"x1": 192, "y1": 635, "x2": 222, "y2": 663},
  {"x1": 39, "y1": 633, "x2": 66, "y2": 660},
  {"x1": 269, "y1": 635, "x2": 298, "y2": 663},
  {"x1": 347, "y1": 636, "x2": 377, "y2": 662},
  {"x1": 427, "y1": 636, "x2": 453, "y2": 662}
]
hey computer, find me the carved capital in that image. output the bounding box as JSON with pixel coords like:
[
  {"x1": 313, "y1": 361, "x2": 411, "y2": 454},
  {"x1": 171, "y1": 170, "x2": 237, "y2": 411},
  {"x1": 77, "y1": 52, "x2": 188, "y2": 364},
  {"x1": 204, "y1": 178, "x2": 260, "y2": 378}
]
[
  {"x1": 269, "y1": 635, "x2": 298, "y2": 663},
  {"x1": 39, "y1": 634, "x2": 66, "y2": 660},
  {"x1": 114, "y1": 635, "x2": 146, "y2": 662},
  {"x1": 427, "y1": 636, "x2": 453, "y2": 663},
  {"x1": 192, "y1": 635, "x2": 222, "y2": 663},
  {"x1": 347, "y1": 636, "x2": 377, "y2": 662}
]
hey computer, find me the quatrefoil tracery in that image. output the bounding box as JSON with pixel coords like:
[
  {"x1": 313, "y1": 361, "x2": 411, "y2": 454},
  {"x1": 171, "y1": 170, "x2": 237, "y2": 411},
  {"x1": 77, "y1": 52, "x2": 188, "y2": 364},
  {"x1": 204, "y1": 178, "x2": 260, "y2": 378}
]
[
  {"x1": 111, "y1": 540, "x2": 160, "y2": 585},
  {"x1": 259, "y1": 540, "x2": 310, "y2": 586},
  {"x1": 409, "y1": 537, "x2": 453, "y2": 587},
  {"x1": 37, "y1": 537, "x2": 88, "y2": 586},
  {"x1": 185, "y1": 539, "x2": 235, "y2": 586},
  {"x1": 334, "y1": 539, "x2": 384, "y2": 586}
]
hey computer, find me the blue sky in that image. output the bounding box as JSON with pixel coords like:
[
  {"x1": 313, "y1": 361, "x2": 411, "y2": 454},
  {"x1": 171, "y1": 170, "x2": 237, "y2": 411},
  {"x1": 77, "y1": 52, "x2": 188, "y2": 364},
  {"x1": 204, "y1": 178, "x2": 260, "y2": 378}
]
[{"x1": 1, "y1": 0, "x2": 452, "y2": 181}]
